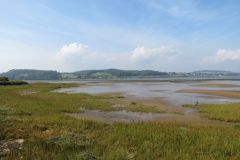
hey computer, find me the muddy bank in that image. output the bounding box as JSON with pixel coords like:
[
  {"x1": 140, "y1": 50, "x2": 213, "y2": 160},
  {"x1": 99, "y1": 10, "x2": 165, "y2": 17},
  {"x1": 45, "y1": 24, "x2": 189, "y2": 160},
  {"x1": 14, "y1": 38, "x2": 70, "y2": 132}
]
[
  {"x1": 177, "y1": 90, "x2": 240, "y2": 99},
  {"x1": 192, "y1": 83, "x2": 240, "y2": 88}
]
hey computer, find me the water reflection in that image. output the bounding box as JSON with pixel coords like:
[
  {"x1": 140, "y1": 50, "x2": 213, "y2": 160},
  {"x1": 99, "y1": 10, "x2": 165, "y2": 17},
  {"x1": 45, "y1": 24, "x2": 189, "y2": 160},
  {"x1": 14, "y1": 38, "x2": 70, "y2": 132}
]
[{"x1": 56, "y1": 80, "x2": 240, "y2": 106}]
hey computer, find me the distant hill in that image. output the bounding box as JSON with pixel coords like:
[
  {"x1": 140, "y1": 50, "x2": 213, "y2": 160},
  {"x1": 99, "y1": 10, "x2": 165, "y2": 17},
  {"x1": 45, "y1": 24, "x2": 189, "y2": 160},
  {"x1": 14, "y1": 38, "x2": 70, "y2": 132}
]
[
  {"x1": 1, "y1": 69, "x2": 169, "y2": 80},
  {"x1": 1, "y1": 69, "x2": 239, "y2": 80},
  {"x1": 71, "y1": 69, "x2": 168, "y2": 79},
  {"x1": 0, "y1": 69, "x2": 61, "y2": 80}
]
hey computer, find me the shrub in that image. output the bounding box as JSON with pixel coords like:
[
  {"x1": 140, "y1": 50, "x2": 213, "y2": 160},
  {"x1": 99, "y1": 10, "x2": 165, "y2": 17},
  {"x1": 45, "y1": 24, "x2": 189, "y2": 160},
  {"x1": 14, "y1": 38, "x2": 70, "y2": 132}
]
[{"x1": 0, "y1": 77, "x2": 9, "y2": 81}]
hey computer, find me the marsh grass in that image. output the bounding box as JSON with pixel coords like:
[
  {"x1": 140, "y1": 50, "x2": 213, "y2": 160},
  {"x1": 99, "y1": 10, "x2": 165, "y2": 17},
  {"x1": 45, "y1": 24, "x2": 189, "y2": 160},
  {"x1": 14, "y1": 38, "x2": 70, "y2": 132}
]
[
  {"x1": 126, "y1": 103, "x2": 164, "y2": 113},
  {"x1": 0, "y1": 107, "x2": 13, "y2": 122},
  {"x1": 184, "y1": 103, "x2": 240, "y2": 122},
  {"x1": 0, "y1": 83, "x2": 240, "y2": 159},
  {"x1": 94, "y1": 123, "x2": 240, "y2": 160}
]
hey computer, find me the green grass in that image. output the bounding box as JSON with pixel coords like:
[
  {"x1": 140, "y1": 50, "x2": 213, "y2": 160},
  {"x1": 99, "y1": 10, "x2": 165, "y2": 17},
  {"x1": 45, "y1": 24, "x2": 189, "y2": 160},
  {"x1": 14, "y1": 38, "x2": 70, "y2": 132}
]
[
  {"x1": 184, "y1": 103, "x2": 240, "y2": 122},
  {"x1": 95, "y1": 123, "x2": 240, "y2": 160},
  {"x1": 0, "y1": 83, "x2": 240, "y2": 159},
  {"x1": 125, "y1": 102, "x2": 164, "y2": 113}
]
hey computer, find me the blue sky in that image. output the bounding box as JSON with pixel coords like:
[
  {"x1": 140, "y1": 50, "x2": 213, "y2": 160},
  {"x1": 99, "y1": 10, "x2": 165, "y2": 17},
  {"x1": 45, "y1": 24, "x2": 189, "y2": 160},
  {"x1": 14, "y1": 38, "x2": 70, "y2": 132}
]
[{"x1": 0, "y1": 0, "x2": 240, "y2": 72}]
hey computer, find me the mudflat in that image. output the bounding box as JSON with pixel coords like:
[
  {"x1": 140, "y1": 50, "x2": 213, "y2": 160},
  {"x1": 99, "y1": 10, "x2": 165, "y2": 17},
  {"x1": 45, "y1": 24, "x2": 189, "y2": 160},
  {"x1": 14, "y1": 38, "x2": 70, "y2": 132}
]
[
  {"x1": 178, "y1": 89, "x2": 240, "y2": 99},
  {"x1": 192, "y1": 83, "x2": 240, "y2": 88}
]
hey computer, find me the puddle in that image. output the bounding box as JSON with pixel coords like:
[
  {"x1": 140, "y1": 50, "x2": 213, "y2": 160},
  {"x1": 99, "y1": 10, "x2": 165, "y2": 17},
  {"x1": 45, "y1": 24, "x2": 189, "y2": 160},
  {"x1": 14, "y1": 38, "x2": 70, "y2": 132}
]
[{"x1": 67, "y1": 110, "x2": 176, "y2": 123}]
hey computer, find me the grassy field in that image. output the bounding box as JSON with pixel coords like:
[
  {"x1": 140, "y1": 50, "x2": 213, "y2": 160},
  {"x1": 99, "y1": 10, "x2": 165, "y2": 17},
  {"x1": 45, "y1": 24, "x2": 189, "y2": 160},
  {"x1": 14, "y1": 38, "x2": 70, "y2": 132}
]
[
  {"x1": 1, "y1": 83, "x2": 240, "y2": 159},
  {"x1": 184, "y1": 103, "x2": 240, "y2": 122}
]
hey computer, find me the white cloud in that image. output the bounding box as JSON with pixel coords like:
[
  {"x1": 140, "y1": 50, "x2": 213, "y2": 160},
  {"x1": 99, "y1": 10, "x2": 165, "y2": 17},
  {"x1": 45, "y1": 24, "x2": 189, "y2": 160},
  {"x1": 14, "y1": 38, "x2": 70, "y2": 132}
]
[
  {"x1": 54, "y1": 42, "x2": 92, "y2": 71},
  {"x1": 203, "y1": 49, "x2": 240, "y2": 63},
  {"x1": 130, "y1": 46, "x2": 176, "y2": 62},
  {"x1": 54, "y1": 42, "x2": 178, "y2": 71},
  {"x1": 56, "y1": 42, "x2": 89, "y2": 58}
]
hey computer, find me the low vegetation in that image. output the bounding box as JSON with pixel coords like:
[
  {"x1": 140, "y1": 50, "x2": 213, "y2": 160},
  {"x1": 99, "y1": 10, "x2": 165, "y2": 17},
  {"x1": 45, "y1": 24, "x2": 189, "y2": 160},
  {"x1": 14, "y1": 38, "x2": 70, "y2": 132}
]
[
  {"x1": 125, "y1": 102, "x2": 164, "y2": 113},
  {"x1": 0, "y1": 77, "x2": 9, "y2": 81},
  {"x1": 0, "y1": 77, "x2": 28, "y2": 86},
  {"x1": 0, "y1": 83, "x2": 240, "y2": 159},
  {"x1": 184, "y1": 103, "x2": 240, "y2": 122}
]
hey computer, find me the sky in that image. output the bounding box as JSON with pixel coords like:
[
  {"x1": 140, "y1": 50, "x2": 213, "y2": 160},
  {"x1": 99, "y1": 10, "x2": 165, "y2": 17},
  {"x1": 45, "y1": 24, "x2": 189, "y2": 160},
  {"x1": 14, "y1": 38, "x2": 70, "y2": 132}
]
[{"x1": 0, "y1": 0, "x2": 240, "y2": 72}]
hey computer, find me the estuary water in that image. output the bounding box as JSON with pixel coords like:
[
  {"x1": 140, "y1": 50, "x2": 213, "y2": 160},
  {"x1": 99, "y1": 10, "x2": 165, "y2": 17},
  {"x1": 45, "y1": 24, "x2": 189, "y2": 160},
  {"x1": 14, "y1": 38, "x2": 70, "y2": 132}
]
[{"x1": 56, "y1": 80, "x2": 240, "y2": 107}]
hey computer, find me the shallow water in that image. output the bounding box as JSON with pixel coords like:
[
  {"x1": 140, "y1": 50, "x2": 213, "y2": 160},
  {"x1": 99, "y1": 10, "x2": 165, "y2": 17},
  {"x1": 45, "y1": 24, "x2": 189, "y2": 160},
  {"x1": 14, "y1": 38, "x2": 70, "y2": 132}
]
[{"x1": 56, "y1": 80, "x2": 240, "y2": 106}]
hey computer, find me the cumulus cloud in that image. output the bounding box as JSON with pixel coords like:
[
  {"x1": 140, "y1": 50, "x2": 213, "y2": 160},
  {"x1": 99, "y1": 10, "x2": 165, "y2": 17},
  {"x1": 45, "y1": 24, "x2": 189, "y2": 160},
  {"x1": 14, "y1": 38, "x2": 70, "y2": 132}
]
[
  {"x1": 130, "y1": 46, "x2": 176, "y2": 62},
  {"x1": 56, "y1": 42, "x2": 89, "y2": 58},
  {"x1": 203, "y1": 49, "x2": 240, "y2": 63},
  {"x1": 54, "y1": 42, "x2": 178, "y2": 71}
]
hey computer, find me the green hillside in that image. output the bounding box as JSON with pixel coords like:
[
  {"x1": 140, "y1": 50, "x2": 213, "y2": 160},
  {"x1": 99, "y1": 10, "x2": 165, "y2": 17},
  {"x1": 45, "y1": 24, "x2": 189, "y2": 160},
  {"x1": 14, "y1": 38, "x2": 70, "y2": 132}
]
[{"x1": 1, "y1": 69, "x2": 61, "y2": 80}]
